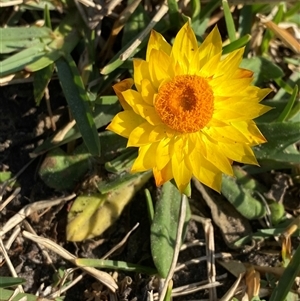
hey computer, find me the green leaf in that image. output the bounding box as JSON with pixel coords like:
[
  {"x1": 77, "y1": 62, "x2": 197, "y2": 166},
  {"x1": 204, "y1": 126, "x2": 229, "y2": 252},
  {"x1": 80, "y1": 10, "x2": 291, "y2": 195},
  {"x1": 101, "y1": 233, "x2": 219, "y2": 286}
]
[
  {"x1": 277, "y1": 85, "x2": 298, "y2": 122},
  {"x1": 0, "y1": 277, "x2": 26, "y2": 288},
  {"x1": 0, "y1": 288, "x2": 38, "y2": 301},
  {"x1": 222, "y1": 34, "x2": 251, "y2": 54},
  {"x1": 255, "y1": 122, "x2": 300, "y2": 157},
  {"x1": 0, "y1": 27, "x2": 53, "y2": 54},
  {"x1": 32, "y1": 96, "x2": 120, "y2": 156},
  {"x1": 240, "y1": 56, "x2": 284, "y2": 85},
  {"x1": 121, "y1": 3, "x2": 150, "y2": 48},
  {"x1": 25, "y1": 13, "x2": 81, "y2": 72},
  {"x1": 0, "y1": 43, "x2": 47, "y2": 77},
  {"x1": 269, "y1": 244, "x2": 300, "y2": 301},
  {"x1": 151, "y1": 181, "x2": 190, "y2": 278},
  {"x1": 75, "y1": 258, "x2": 156, "y2": 274},
  {"x1": 33, "y1": 63, "x2": 54, "y2": 105},
  {"x1": 56, "y1": 54, "x2": 101, "y2": 156},
  {"x1": 221, "y1": 175, "x2": 266, "y2": 220},
  {"x1": 168, "y1": 0, "x2": 180, "y2": 29},
  {"x1": 67, "y1": 172, "x2": 151, "y2": 241},
  {"x1": 222, "y1": 0, "x2": 236, "y2": 42},
  {"x1": 39, "y1": 144, "x2": 91, "y2": 191}
]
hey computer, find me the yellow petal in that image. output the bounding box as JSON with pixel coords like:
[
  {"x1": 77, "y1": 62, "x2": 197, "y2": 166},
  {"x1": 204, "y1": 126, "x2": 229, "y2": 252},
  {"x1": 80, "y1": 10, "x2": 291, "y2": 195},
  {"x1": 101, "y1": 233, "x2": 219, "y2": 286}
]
[
  {"x1": 205, "y1": 123, "x2": 252, "y2": 144},
  {"x1": 231, "y1": 121, "x2": 267, "y2": 145},
  {"x1": 172, "y1": 155, "x2": 193, "y2": 193},
  {"x1": 140, "y1": 78, "x2": 156, "y2": 105},
  {"x1": 153, "y1": 161, "x2": 173, "y2": 187},
  {"x1": 171, "y1": 22, "x2": 198, "y2": 73},
  {"x1": 188, "y1": 150, "x2": 223, "y2": 192},
  {"x1": 214, "y1": 47, "x2": 245, "y2": 79},
  {"x1": 215, "y1": 103, "x2": 272, "y2": 121},
  {"x1": 219, "y1": 142, "x2": 258, "y2": 165},
  {"x1": 212, "y1": 78, "x2": 254, "y2": 96},
  {"x1": 128, "y1": 122, "x2": 157, "y2": 146},
  {"x1": 195, "y1": 52, "x2": 222, "y2": 77},
  {"x1": 106, "y1": 110, "x2": 144, "y2": 138},
  {"x1": 201, "y1": 134, "x2": 233, "y2": 176},
  {"x1": 122, "y1": 89, "x2": 162, "y2": 125},
  {"x1": 156, "y1": 137, "x2": 172, "y2": 170},
  {"x1": 257, "y1": 88, "x2": 272, "y2": 101},
  {"x1": 148, "y1": 48, "x2": 172, "y2": 88},
  {"x1": 112, "y1": 79, "x2": 134, "y2": 110},
  {"x1": 146, "y1": 30, "x2": 172, "y2": 62},
  {"x1": 232, "y1": 68, "x2": 253, "y2": 79},
  {"x1": 133, "y1": 59, "x2": 152, "y2": 93},
  {"x1": 131, "y1": 142, "x2": 158, "y2": 172},
  {"x1": 198, "y1": 26, "x2": 222, "y2": 66}
]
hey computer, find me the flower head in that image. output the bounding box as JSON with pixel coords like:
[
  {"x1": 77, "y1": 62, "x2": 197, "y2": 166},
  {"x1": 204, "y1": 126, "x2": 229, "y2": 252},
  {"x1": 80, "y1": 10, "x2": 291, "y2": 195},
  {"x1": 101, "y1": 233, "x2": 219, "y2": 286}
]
[{"x1": 107, "y1": 23, "x2": 271, "y2": 193}]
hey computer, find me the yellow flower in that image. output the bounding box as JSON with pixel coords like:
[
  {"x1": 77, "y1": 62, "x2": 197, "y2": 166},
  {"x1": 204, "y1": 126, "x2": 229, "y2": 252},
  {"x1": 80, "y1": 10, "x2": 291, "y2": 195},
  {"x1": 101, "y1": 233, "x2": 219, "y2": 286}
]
[{"x1": 107, "y1": 23, "x2": 271, "y2": 193}]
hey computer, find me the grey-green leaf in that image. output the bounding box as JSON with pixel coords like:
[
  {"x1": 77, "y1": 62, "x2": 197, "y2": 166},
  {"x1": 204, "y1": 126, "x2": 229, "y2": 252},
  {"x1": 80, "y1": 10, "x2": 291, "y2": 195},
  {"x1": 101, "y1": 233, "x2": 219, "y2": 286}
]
[
  {"x1": 56, "y1": 55, "x2": 101, "y2": 156},
  {"x1": 151, "y1": 181, "x2": 190, "y2": 278}
]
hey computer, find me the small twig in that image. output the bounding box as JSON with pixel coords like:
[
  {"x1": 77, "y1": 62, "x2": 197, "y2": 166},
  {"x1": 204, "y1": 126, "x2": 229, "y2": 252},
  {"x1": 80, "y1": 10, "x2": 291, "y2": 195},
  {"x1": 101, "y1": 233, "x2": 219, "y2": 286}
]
[
  {"x1": 102, "y1": 223, "x2": 139, "y2": 259},
  {"x1": 175, "y1": 252, "x2": 232, "y2": 272},
  {"x1": 0, "y1": 187, "x2": 21, "y2": 212},
  {"x1": 22, "y1": 220, "x2": 55, "y2": 267},
  {"x1": 0, "y1": 193, "x2": 76, "y2": 237},
  {"x1": 219, "y1": 273, "x2": 244, "y2": 301},
  {"x1": 180, "y1": 239, "x2": 205, "y2": 251},
  {"x1": 0, "y1": 238, "x2": 24, "y2": 293},
  {"x1": 119, "y1": 1, "x2": 169, "y2": 61},
  {"x1": 48, "y1": 271, "x2": 85, "y2": 299},
  {"x1": 158, "y1": 194, "x2": 187, "y2": 301},
  {"x1": 44, "y1": 87, "x2": 56, "y2": 131},
  {"x1": 22, "y1": 231, "x2": 118, "y2": 292}
]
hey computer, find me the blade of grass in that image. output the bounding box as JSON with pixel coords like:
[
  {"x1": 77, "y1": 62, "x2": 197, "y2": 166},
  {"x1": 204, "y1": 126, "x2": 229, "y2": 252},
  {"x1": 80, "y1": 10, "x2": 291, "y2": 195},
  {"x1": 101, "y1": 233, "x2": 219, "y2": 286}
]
[
  {"x1": 269, "y1": 244, "x2": 300, "y2": 301},
  {"x1": 167, "y1": 0, "x2": 180, "y2": 29},
  {"x1": 222, "y1": 34, "x2": 251, "y2": 54},
  {"x1": 222, "y1": 0, "x2": 236, "y2": 42},
  {"x1": 56, "y1": 54, "x2": 100, "y2": 156},
  {"x1": 75, "y1": 258, "x2": 157, "y2": 274},
  {"x1": 277, "y1": 85, "x2": 298, "y2": 122}
]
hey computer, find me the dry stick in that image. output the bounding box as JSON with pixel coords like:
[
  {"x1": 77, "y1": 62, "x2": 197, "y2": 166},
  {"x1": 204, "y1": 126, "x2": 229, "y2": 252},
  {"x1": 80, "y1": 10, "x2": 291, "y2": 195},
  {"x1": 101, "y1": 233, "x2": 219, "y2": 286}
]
[
  {"x1": 49, "y1": 272, "x2": 85, "y2": 299},
  {"x1": 180, "y1": 239, "x2": 205, "y2": 251},
  {"x1": 0, "y1": 226, "x2": 21, "y2": 266},
  {"x1": 172, "y1": 273, "x2": 227, "y2": 295},
  {"x1": 22, "y1": 231, "x2": 118, "y2": 292},
  {"x1": 0, "y1": 238, "x2": 24, "y2": 293},
  {"x1": 0, "y1": 193, "x2": 76, "y2": 237},
  {"x1": 22, "y1": 220, "x2": 55, "y2": 267},
  {"x1": 4, "y1": 225, "x2": 21, "y2": 251},
  {"x1": 119, "y1": 0, "x2": 169, "y2": 61},
  {"x1": 192, "y1": 180, "x2": 218, "y2": 301},
  {"x1": 102, "y1": 222, "x2": 140, "y2": 259},
  {"x1": 0, "y1": 187, "x2": 21, "y2": 212},
  {"x1": 175, "y1": 252, "x2": 232, "y2": 272},
  {"x1": 191, "y1": 215, "x2": 217, "y2": 301},
  {"x1": 158, "y1": 194, "x2": 187, "y2": 301},
  {"x1": 44, "y1": 87, "x2": 56, "y2": 131},
  {"x1": 219, "y1": 273, "x2": 244, "y2": 301}
]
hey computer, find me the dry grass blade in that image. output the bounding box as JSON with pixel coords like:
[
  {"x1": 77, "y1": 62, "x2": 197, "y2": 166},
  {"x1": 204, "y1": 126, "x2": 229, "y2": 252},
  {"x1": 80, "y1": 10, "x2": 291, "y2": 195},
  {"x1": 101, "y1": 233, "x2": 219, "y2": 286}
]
[
  {"x1": 119, "y1": 0, "x2": 169, "y2": 61},
  {"x1": 0, "y1": 187, "x2": 21, "y2": 212},
  {"x1": 102, "y1": 222, "x2": 140, "y2": 259},
  {"x1": 0, "y1": 238, "x2": 24, "y2": 293},
  {"x1": 219, "y1": 273, "x2": 244, "y2": 301},
  {"x1": 22, "y1": 231, "x2": 118, "y2": 292},
  {"x1": 0, "y1": 193, "x2": 76, "y2": 236},
  {"x1": 258, "y1": 13, "x2": 300, "y2": 54}
]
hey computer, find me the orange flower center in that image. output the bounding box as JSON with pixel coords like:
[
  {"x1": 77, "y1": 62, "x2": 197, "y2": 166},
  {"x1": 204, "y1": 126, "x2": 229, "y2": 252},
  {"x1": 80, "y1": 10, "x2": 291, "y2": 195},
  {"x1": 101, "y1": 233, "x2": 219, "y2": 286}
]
[{"x1": 154, "y1": 75, "x2": 214, "y2": 133}]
